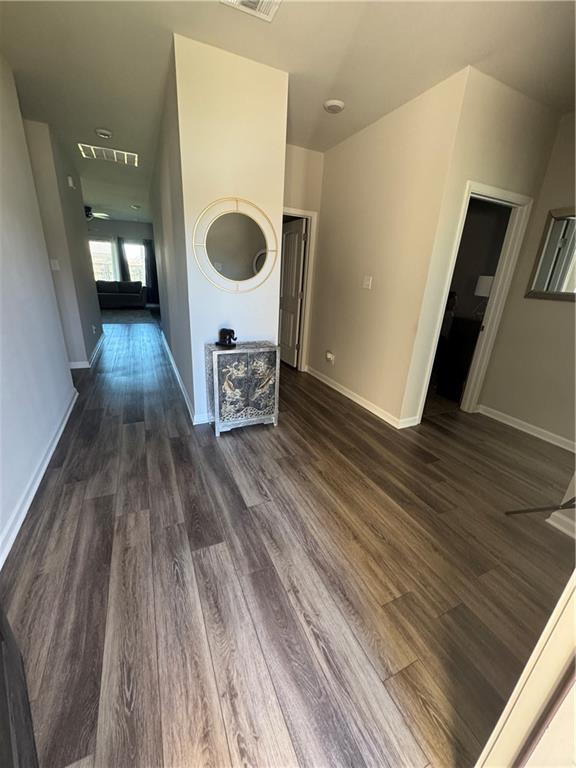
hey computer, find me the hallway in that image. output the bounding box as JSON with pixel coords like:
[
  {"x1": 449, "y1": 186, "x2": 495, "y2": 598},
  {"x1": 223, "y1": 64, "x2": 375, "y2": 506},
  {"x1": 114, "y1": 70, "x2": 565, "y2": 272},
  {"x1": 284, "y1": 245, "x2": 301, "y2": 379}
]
[{"x1": 0, "y1": 321, "x2": 573, "y2": 768}]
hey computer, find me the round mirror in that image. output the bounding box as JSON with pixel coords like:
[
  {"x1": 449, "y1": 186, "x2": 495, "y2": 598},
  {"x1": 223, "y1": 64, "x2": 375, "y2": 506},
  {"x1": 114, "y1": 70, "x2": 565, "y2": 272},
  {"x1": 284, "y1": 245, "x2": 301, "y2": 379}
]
[{"x1": 206, "y1": 212, "x2": 267, "y2": 281}]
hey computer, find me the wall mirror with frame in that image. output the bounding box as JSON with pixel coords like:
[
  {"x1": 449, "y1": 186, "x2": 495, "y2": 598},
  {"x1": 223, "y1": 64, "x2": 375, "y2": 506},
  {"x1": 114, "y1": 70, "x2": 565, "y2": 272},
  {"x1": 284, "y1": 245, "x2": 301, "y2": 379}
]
[
  {"x1": 526, "y1": 208, "x2": 575, "y2": 301},
  {"x1": 193, "y1": 198, "x2": 278, "y2": 293}
]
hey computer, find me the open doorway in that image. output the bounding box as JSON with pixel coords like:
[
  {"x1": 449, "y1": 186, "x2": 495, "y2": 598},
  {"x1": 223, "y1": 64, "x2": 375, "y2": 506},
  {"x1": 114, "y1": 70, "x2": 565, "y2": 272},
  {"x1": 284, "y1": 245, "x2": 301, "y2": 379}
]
[
  {"x1": 87, "y1": 224, "x2": 161, "y2": 325},
  {"x1": 279, "y1": 208, "x2": 317, "y2": 369},
  {"x1": 424, "y1": 197, "x2": 512, "y2": 416}
]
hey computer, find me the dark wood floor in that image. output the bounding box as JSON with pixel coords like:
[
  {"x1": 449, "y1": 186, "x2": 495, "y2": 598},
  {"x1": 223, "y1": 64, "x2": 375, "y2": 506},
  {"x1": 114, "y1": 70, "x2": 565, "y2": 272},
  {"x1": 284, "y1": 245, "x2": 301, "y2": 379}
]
[{"x1": 1, "y1": 321, "x2": 574, "y2": 768}]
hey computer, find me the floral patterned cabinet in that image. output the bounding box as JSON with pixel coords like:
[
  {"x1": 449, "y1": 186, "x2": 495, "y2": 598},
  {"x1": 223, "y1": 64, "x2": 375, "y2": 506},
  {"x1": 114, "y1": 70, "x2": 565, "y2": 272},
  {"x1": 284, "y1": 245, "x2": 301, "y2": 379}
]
[{"x1": 205, "y1": 342, "x2": 280, "y2": 436}]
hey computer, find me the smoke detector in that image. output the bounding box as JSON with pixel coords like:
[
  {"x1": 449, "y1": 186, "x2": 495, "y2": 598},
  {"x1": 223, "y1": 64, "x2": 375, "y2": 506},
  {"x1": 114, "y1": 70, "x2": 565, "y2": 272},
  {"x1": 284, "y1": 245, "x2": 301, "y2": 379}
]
[
  {"x1": 95, "y1": 127, "x2": 112, "y2": 139},
  {"x1": 220, "y1": 0, "x2": 281, "y2": 22},
  {"x1": 323, "y1": 99, "x2": 345, "y2": 114}
]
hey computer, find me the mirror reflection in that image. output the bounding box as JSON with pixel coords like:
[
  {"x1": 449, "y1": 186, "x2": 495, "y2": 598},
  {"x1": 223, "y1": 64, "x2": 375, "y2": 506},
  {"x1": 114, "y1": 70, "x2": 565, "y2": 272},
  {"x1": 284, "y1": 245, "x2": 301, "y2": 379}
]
[
  {"x1": 527, "y1": 209, "x2": 575, "y2": 300},
  {"x1": 206, "y1": 212, "x2": 267, "y2": 281}
]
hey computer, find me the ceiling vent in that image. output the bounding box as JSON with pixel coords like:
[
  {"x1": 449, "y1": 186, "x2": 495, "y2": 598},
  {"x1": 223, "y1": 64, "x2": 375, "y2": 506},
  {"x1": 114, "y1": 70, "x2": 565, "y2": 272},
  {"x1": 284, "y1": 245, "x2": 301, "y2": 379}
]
[
  {"x1": 220, "y1": 0, "x2": 281, "y2": 22},
  {"x1": 78, "y1": 143, "x2": 138, "y2": 167}
]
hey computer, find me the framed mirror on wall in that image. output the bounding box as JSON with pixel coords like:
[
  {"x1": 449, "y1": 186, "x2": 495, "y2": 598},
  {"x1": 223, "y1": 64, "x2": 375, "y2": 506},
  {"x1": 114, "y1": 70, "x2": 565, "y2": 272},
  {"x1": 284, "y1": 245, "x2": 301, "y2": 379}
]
[
  {"x1": 193, "y1": 198, "x2": 278, "y2": 293},
  {"x1": 526, "y1": 208, "x2": 575, "y2": 302}
]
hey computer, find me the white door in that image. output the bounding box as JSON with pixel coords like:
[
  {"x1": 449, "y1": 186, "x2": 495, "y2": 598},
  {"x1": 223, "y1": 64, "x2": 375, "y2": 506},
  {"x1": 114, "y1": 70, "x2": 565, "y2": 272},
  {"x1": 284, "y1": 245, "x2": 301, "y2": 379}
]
[{"x1": 279, "y1": 218, "x2": 306, "y2": 367}]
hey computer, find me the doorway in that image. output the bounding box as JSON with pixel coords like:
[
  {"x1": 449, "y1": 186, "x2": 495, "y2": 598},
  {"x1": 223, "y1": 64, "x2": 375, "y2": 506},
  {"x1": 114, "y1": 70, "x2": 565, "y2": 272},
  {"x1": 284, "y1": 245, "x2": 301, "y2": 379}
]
[
  {"x1": 424, "y1": 197, "x2": 513, "y2": 416},
  {"x1": 279, "y1": 208, "x2": 317, "y2": 369}
]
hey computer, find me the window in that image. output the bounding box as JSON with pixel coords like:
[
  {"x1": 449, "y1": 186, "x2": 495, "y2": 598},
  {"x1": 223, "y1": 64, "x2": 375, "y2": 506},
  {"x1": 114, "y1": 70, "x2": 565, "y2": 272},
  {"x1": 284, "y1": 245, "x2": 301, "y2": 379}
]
[
  {"x1": 89, "y1": 239, "x2": 118, "y2": 281},
  {"x1": 124, "y1": 243, "x2": 146, "y2": 285}
]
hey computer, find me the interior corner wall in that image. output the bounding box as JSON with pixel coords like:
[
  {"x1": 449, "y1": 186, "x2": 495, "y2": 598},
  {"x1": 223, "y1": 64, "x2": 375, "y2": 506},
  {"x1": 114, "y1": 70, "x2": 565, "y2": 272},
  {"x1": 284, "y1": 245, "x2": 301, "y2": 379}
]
[
  {"x1": 400, "y1": 68, "x2": 558, "y2": 421},
  {"x1": 480, "y1": 112, "x2": 575, "y2": 443},
  {"x1": 0, "y1": 55, "x2": 75, "y2": 566},
  {"x1": 284, "y1": 144, "x2": 324, "y2": 212},
  {"x1": 173, "y1": 36, "x2": 288, "y2": 420},
  {"x1": 25, "y1": 120, "x2": 102, "y2": 364},
  {"x1": 308, "y1": 69, "x2": 468, "y2": 421},
  {"x1": 151, "y1": 47, "x2": 194, "y2": 411},
  {"x1": 87, "y1": 219, "x2": 154, "y2": 241}
]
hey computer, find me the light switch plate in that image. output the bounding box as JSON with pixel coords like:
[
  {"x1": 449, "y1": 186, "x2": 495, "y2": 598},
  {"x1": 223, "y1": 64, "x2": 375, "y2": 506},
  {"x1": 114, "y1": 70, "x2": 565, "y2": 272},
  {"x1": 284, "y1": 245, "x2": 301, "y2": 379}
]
[
  {"x1": 50, "y1": 259, "x2": 61, "y2": 271},
  {"x1": 362, "y1": 275, "x2": 373, "y2": 290}
]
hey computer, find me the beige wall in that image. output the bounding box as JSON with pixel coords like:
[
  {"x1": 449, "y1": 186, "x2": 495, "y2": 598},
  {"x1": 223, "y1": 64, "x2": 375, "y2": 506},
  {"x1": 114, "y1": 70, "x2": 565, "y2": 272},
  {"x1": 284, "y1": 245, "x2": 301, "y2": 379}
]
[
  {"x1": 174, "y1": 36, "x2": 288, "y2": 419},
  {"x1": 151, "y1": 47, "x2": 194, "y2": 409},
  {"x1": 480, "y1": 112, "x2": 575, "y2": 441},
  {"x1": 87, "y1": 219, "x2": 153, "y2": 241},
  {"x1": 0, "y1": 56, "x2": 75, "y2": 565},
  {"x1": 52, "y1": 131, "x2": 102, "y2": 361},
  {"x1": 25, "y1": 120, "x2": 102, "y2": 364},
  {"x1": 284, "y1": 144, "x2": 324, "y2": 212},
  {"x1": 308, "y1": 69, "x2": 468, "y2": 421},
  {"x1": 400, "y1": 68, "x2": 558, "y2": 421}
]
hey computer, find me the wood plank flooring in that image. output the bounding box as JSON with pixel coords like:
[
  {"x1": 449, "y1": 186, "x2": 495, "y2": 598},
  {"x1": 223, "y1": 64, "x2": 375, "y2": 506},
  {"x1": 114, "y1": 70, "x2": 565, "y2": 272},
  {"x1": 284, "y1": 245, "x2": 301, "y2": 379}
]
[{"x1": 1, "y1": 320, "x2": 574, "y2": 768}]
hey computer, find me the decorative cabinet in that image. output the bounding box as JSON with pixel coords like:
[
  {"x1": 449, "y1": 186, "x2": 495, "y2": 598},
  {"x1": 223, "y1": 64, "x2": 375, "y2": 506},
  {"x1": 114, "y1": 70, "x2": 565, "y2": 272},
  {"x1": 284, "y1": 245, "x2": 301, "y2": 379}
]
[{"x1": 205, "y1": 342, "x2": 280, "y2": 436}]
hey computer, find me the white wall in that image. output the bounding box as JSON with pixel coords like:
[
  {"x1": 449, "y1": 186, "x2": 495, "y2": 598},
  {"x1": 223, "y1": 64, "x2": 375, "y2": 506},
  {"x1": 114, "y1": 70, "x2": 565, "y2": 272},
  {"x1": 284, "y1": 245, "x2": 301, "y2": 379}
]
[
  {"x1": 401, "y1": 68, "x2": 558, "y2": 421},
  {"x1": 25, "y1": 120, "x2": 102, "y2": 365},
  {"x1": 0, "y1": 56, "x2": 76, "y2": 566},
  {"x1": 87, "y1": 219, "x2": 153, "y2": 241},
  {"x1": 174, "y1": 36, "x2": 288, "y2": 420},
  {"x1": 480, "y1": 112, "x2": 575, "y2": 442},
  {"x1": 284, "y1": 144, "x2": 324, "y2": 212},
  {"x1": 151, "y1": 47, "x2": 194, "y2": 410},
  {"x1": 308, "y1": 70, "x2": 468, "y2": 422}
]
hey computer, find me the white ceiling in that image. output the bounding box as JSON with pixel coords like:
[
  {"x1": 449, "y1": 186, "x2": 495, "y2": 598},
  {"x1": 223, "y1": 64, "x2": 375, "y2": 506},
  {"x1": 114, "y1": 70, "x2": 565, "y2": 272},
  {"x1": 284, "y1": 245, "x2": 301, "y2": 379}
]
[{"x1": 1, "y1": 1, "x2": 574, "y2": 221}]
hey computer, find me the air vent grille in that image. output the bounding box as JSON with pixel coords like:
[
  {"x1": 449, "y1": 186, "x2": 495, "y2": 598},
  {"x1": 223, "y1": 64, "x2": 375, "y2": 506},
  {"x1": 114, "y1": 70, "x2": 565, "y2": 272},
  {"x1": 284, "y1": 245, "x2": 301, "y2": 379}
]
[
  {"x1": 78, "y1": 143, "x2": 139, "y2": 167},
  {"x1": 220, "y1": 0, "x2": 281, "y2": 22}
]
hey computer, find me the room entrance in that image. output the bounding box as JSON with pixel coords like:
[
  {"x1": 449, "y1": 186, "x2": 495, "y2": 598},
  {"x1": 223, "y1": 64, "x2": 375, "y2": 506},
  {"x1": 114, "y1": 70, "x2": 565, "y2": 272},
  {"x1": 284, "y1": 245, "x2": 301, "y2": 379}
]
[
  {"x1": 424, "y1": 197, "x2": 513, "y2": 416},
  {"x1": 279, "y1": 209, "x2": 317, "y2": 369}
]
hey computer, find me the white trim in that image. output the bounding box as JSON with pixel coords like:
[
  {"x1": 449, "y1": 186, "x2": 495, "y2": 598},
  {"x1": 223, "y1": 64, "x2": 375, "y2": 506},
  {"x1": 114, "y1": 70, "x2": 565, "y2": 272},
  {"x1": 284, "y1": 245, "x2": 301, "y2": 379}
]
[
  {"x1": 476, "y1": 404, "x2": 575, "y2": 453},
  {"x1": 0, "y1": 388, "x2": 78, "y2": 570},
  {"x1": 160, "y1": 332, "x2": 195, "y2": 426},
  {"x1": 547, "y1": 510, "x2": 576, "y2": 539},
  {"x1": 68, "y1": 331, "x2": 104, "y2": 370},
  {"x1": 283, "y1": 206, "x2": 319, "y2": 372},
  {"x1": 307, "y1": 367, "x2": 415, "y2": 429},
  {"x1": 475, "y1": 573, "x2": 575, "y2": 767},
  {"x1": 89, "y1": 331, "x2": 105, "y2": 366},
  {"x1": 406, "y1": 181, "x2": 532, "y2": 425},
  {"x1": 461, "y1": 186, "x2": 532, "y2": 412},
  {"x1": 193, "y1": 412, "x2": 212, "y2": 426}
]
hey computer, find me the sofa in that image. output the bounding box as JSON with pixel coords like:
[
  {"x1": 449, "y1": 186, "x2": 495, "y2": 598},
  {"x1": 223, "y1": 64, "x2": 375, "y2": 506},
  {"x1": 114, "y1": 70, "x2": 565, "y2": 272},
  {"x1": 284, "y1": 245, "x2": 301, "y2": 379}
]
[{"x1": 96, "y1": 280, "x2": 146, "y2": 309}]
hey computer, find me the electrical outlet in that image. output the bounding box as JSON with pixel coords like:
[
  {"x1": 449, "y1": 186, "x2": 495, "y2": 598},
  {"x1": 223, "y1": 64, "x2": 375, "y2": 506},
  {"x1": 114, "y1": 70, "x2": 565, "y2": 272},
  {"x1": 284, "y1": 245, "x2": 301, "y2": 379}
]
[
  {"x1": 92, "y1": 325, "x2": 97, "y2": 335},
  {"x1": 325, "y1": 351, "x2": 335, "y2": 366},
  {"x1": 50, "y1": 259, "x2": 60, "y2": 271}
]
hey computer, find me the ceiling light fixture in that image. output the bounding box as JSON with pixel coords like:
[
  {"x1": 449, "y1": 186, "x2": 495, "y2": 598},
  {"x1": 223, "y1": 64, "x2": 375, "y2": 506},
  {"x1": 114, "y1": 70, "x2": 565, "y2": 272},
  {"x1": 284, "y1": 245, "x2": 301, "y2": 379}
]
[
  {"x1": 130, "y1": 204, "x2": 141, "y2": 210},
  {"x1": 92, "y1": 212, "x2": 111, "y2": 220},
  {"x1": 95, "y1": 128, "x2": 112, "y2": 139},
  {"x1": 323, "y1": 99, "x2": 345, "y2": 114}
]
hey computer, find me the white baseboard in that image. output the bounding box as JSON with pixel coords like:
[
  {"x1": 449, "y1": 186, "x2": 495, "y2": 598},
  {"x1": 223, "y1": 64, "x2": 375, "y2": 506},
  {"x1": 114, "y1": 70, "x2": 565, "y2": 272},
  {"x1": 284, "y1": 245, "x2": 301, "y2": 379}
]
[
  {"x1": 89, "y1": 331, "x2": 105, "y2": 366},
  {"x1": 306, "y1": 367, "x2": 413, "y2": 429},
  {"x1": 69, "y1": 331, "x2": 104, "y2": 370},
  {"x1": 160, "y1": 332, "x2": 195, "y2": 427},
  {"x1": 547, "y1": 509, "x2": 576, "y2": 539},
  {"x1": 193, "y1": 413, "x2": 212, "y2": 425},
  {"x1": 476, "y1": 405, "x2": 575, "y2": 453},
  {"x1": 0, "y1": 387, "x2": 78, "y2": 570}
]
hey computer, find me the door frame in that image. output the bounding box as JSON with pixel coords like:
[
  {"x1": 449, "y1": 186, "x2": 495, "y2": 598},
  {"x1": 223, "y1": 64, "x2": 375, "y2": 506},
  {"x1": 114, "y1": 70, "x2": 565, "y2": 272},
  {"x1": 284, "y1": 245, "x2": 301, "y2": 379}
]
[
  {"x1": 282, "y1": 206, "x2": 319, "y2": 371},
  {"x1": 415, "y1": 182, "x2": 532, "y2": 419},
  {"x1": 474, "y1": 572, "x2": 575, "y2": 767}
]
